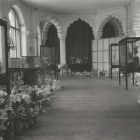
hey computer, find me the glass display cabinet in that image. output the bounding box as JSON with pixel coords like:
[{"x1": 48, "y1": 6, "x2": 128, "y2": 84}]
[
  {"x1": 0, "y1": 19, "x2": 9, "y2": 93},
  {"x1": 0, "y1": 21, "x2": 7, "y2": 73},
  {"x1": 110, "y1": 37, "x2": 140, "y2": 90}
]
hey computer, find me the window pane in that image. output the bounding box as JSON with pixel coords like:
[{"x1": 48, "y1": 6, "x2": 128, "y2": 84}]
[
  {"x1": 9, "y1": 9, "x2": 21, "y2": 58},
  {"x1": 92, "y1": 52, "x2": 97, "y2": 62},
  {"x1": 16, "y1": 17, "x2": 20, "y2": 29},
  {"x1": 98, "y1": 51, "x2": 103, "y2": 62},
  {"x1": 103, "y1": 38, "x2": 109, "y2": 51},
  {"x1": 98, "y1": 40, "x2": 103, "y2": 51},
  {"x1": 104, "y1": 51, "x2": 109, "y2": 62},
  {"x1": 16, "y1": 30, "x2": 21, "y2": 57},
  {"x1": 9, "y1": 9, "x2": 15, "y2": 27},
  {"x1": 92, "y1": 63, "x2": 98, "y2": 71},
  {"x1": 98, "y1": 63, "x2": 103, "y2": 71},
  {"x1": 92, "y1": 40, "x2": 97, "y2": 51},
  {"x1": 0, "y1": 26, "x2": 6, "y2": 73}
]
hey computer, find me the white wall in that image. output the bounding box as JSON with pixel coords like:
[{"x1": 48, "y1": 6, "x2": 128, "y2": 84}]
[
  {"x1": 1, "y1": 0, "x2": 137, "y2": 59},
  {"x1": 37, "y1": 7, "x2": 126, "y2": 39},
  {"x1": 132, "y1": 0, "x2": 140, "y2": 36},
  {"x1": 95, "y1": 7, "x2": 126, "y2": 38}
]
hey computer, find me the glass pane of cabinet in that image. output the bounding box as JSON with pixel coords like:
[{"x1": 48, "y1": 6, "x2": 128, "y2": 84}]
[
  {"x1": 0, "y1": 25, "x2": 6, "y2": 73},
  {"x1": 0, "y1": 19, "x2": 9, "y2": 85},
  {"x1": 0, "y1": 19, "x2": 10, "y2": 93}
]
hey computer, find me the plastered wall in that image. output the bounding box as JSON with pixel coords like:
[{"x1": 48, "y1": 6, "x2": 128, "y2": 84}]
[{"x1": 0, "y1": 0, "x2": 138, "y2": 58}]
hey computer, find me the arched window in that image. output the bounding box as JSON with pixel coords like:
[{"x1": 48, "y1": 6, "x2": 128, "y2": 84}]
[{"x1": 9, "y1": 8, "x2": 21, "y2": 58}]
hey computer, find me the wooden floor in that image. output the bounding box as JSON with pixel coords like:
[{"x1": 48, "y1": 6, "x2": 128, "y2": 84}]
[{"x1": 16, "y1": 77, "x2": 140, "y2": 140}]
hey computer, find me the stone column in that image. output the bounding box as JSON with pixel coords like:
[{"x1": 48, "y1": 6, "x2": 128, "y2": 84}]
[{"x1": 58, "y1": 34, "x2": 66, "y2": 65}]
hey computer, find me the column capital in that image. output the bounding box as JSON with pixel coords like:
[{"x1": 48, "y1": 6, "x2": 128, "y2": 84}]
[
  {"x1": 94, "y1": 33, "x2": 101, "y2": 40},
  {"x1": 57, "y1": 31, "x2": 67, "y2": 40}
]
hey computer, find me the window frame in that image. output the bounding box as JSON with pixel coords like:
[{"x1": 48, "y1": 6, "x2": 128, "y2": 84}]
[{"x1": 9, "y1": 8, "x2": 21, "y2": 58}]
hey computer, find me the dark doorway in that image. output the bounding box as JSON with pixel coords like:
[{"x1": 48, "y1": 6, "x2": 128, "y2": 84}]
[
  {"x1": 45, "y1": 24, "x2": 60, "y2": 64},
  {"x1": 66, "y1": 19, "x2": 94, "y2": 72}
]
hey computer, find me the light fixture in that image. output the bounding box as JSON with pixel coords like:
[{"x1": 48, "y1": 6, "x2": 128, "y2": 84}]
[{"x1": 8, "y1": 37, "x2": 16, "y2": 50}]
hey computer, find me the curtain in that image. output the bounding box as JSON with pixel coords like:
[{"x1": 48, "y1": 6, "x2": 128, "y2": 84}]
[
  {"x1": 66, "y1": 19, "x2": 94, "y2": 64},
  {"x1": 101, "y1": 22, "x2": 116, "y2": 38}
]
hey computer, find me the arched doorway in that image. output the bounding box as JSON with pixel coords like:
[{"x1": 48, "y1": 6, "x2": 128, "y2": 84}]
[
  {"x1": 43, "y1": 24, "x2": 60, "y2": 64},
  {"x1": 66, "y1": 18, "x2": 94, "y2": 72}
]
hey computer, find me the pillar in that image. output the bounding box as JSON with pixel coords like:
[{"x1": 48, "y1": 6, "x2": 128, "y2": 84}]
[{"x1": 58, "y1": 34, "x2": 66, "y2": 65}]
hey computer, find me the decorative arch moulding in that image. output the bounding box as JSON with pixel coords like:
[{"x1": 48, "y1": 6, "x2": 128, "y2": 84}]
[
  {"x1": 41, "y1": 17, "x2": 63, "y2": 43},
  {"x1": 65, "y1": 18, "x2": 95, "y2": 39},
  {"x1": 97, "y1": 14, "x2": 125, "y2": 38},
  {"x1": 10, "y1": 4, "x2": 26, "y2": 29}
]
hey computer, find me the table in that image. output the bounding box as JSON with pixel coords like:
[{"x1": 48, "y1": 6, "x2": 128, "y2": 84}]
[{"x1": 68, "y1": 64, "x2": 92, "y2": 72}]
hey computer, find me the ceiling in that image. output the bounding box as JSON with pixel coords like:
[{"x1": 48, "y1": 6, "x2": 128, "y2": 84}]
[{"x1": 21, "y1": 0, "x2": 132, "y2": 14}]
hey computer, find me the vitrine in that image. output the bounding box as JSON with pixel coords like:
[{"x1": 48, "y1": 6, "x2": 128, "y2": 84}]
[
  {"x1": 0, "y1": 19, "x2": 9, "y2": 93},
  {"x1": 110, "y1": 37, "x2": 140, "y2": 90}
]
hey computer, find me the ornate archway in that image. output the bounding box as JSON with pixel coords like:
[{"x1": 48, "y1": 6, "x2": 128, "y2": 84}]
[
  {"x1": 39, "y1": 18, "x2": 62, "y2": 64},
  {"x1": 98, "y1": 15, "x2": 124, "y2": 38},
  {"x1": 65, "y1": 17, "x2": 95, "y2": 38},
  {"x1": 66, "y1": 18, "x2": 94, "y2": 72},
  {"x1": 42, "y1": 18, "x2": 62, "y2": 44}
]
